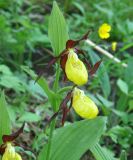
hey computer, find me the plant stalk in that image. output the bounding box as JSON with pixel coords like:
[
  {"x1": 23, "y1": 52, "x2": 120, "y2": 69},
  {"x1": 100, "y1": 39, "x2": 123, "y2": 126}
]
[
  {"x1": 45, "y1": 120, "x2": 56, "y2": 160},
  {"x1": 46, "y1": 63, "x2": 60, "y2": 160}
]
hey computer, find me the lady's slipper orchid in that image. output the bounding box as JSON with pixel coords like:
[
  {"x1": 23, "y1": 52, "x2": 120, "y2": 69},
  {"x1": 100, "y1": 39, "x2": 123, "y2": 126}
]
[
  {"x1": 0, "y1": 123, "x2": 25, "y2": 159},
  {"x1": 72, "y1": 88, "x2": 98, "y2": 119},
  {"x1": 2, "y1": 143, "x2": 22, "y2": 160},
  {"x1": 65, "y1": 49, "x2": 88, "y2": 85},
  {"x1": 37, "y1": 31, "x2": 102, "y2": 85},
  {"x1": 98, "y1": 23, "x2": 111, "y2": 39},
  {"x1": 46, "y1": 86, "x2": 98, "y2": 126}
]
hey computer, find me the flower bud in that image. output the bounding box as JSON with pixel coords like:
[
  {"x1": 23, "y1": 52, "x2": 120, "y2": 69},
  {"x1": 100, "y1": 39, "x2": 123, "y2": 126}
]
[
  {"x1": 112, "y1": 41, "x2": 117, "y2": 52},
  {"x1": 72, "y1": 88, "x2": 98, "y2": 119},
  {"x1": 65, "y1": 49, "x2": 88, "y2": 85}
]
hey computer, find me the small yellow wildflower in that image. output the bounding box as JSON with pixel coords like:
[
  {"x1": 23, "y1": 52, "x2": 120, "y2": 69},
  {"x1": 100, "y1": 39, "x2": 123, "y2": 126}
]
[
  {"x1": 112, "y1": 41, "x2": 117, "y2": 51},
  {"x1": 65, "y1": 49, "x2": 88, "y2": 86},
  {"x1": 72, "y1": 88, "x2": 99, "y2": 119},
  {"x1": 2, "y1": 143, "x2": 22, "y2": 160},
  {"x1": 98, "y1": 23, "x2": 111, "y2": 39}
]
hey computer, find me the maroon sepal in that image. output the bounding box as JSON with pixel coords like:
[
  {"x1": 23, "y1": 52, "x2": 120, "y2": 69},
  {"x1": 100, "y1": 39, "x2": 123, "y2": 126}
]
[
  {"x1": 61, "y1": 107, "x2": 70, "y2": 126},
  {"x1": 0, "y1": 144, "x2": 6, "y2": 155},
  {"x1": 60, "y1": 89, "x2": 73, "y2": 110},
  {"x1": 59, "y1": 50, "x2": 69, "y2": 82},
  {"x1": 66, "y1": 30, "x2": 91, "y2": 49},
  {"x1": 2, "y1": 123, "x2": 25, "y2": 143},
  {"x1": 35, "y1": 50, "x2": 68, "y2": 83},
  {"x1": 74, "y1": 47, "x2": 102, "y2": 75},
  {"x1": 47, "y1": 56, "x2": 60, "y2": 69},
  {"x1": 89, "y1": 60, "x2": 102, "y2": 75},
  {"x1": 43, "y1": 90, "x2": 73, "y2": 130},
  {"x1": 60, "y1": 54, "x2": 68, "y2": 71},
  {"x1": 60, "y1": 91, "x2": 73, "y2": 126},
  {"x1": 83, "y1": 58, "x2": 92, "y2": 70},
  {"x1": 61, "y1": 97, "x2": 73, "y2": 126},
  {"x1": 44, "y1": 86, "x2": 76, "y2": 129},
  {"x1": 74, "y1": 48, "x2": 86, "y2": 56},
  {"x1": 58, "y1": 85, "x2": 76, "y2": 125},
  {"x1": 35, "y1": 56, "x2": 60, "y2": 83},
  {"x1": 48, "y1": 49, "x2": 68, "y2": 72}
]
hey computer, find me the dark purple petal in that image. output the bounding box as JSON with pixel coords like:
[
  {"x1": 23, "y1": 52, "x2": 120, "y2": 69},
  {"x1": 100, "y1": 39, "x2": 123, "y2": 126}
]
[
  {"x1": 66, "y1": 30, "x2": 91, "y2": 49},
  {"x1": 2, "y1": 123, "x2": 25, "y2": 143},
  {"x1": 83, "y1": 58, "x2": 92, "y2": 70},
  {"x1": 89, "y1": 60, "x2": 102, "y2": 75},
  {"x1": 61, "y1": 107, "x2": 70, "y2": 126},
  {"x1": 0, "y1": 144, "x2": 6, "y2": 155}
]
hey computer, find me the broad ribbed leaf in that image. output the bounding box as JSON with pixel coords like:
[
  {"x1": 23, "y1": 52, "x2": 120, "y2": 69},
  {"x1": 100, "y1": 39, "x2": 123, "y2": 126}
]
[
  {"x1": 116, "y1": 58, "x2": 133, "y2": 111},
  {"x1": 124, "y1": 57, "x2": 133, "y2": 89},
  {"x1": 38, "y1": 117, "x2": 107, "y2": 160},
  {"x1": 117, "y1": 79, "x2": 128, "y2": 95},
  {"x1": 0, "y1": 92, "x2": 11, "y2": 144},
  {"x1": 116, "y1": 93, "x2": 128, "y2": 111},
  {"x1": 90, "y1": 143, "x2": 117, "y2": 160},
  {"x1": 48, "y1": 1, "x2": 69, "y2": 56},
  {"x1": 120, "y1": 150, "x2": 127, "y2": 160}
]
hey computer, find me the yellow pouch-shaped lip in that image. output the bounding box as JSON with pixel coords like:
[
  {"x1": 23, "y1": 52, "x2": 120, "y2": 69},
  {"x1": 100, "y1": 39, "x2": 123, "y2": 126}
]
[
  {"x1": 2, "y1": 143, "x2": 22, "y2": 160},
  {"x1": 65, "y1": 49, "x2": 88, "y2": 86},
  {"x1": 72, "y1": 88, "x2": 99, "y2": 119}
]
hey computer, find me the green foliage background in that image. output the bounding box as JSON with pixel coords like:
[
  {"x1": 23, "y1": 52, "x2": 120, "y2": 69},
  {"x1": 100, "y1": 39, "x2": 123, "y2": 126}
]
[{"x1": 0, "y1": 0, "x2": 133, "y2": 159}]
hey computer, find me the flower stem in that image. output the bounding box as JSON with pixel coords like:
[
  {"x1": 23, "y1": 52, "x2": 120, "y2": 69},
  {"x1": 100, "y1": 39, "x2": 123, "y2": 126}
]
[
  {"x1": 53, "y1": 62, "x2": 60, "y2": 92},
  {"x1": 46, "y1": 63, "x2": 60, "y2": 160},
  {"x1": 46, "y1": 120, "x2": 56, "y2": 160}
]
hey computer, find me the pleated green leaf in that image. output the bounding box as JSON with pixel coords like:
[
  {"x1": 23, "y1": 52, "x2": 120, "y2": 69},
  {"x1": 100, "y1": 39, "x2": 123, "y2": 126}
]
[
  {"x1": 48, "y1": 1, "x2": 69, "y2": 56},
  {"x1": 120, "y1": 150, "x2": 127, "y2": 160},
  {"x1": 38, "y1": 117, "x2": 107, "y2": 160},
  {"x1": 0, "y1": 92, "x2": 11, "y2": 144},
  {"x1": 90, "y1": 143, "x2": 117, "y2": 160}
]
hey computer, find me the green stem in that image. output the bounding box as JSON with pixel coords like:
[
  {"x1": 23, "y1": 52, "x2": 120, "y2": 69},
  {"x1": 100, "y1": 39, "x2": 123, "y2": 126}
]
[
  {"x1": 46, "y1": 63, "x2": 60, "y2": 160},
  {"x1": 58, "y1": 86, "x2": 73, "y2": 94},
  {"x1": 46, "y1": 120, "x2": 56, "y2": 160},
  {"x1": 53, "y1": 63, "x2": 60, "y2": 93}
]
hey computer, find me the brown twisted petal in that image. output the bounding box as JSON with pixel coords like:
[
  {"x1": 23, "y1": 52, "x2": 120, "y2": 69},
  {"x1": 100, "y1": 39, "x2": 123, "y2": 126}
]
[
  {"x1": 66, "y1": 30, "x2": 91, "y2": 49},
  {"x1": 74, "y1": 48, "x2": 102, "y2": 74},
  {"x1": 89, "y1": 60, "x2": 102, "y2": 75},
  {"x1": 43, "y1": 87, "x2": 75, "y2": 129},
  {"x1": 0, "y1": 144, "x2": 6, "y2": 155},
  {"x1": 2, "y1": 123, "x2": 25, "y2": 143}
]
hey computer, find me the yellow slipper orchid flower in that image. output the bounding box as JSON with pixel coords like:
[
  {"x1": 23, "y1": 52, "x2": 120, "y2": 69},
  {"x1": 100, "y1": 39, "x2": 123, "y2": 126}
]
[
  {"x1": 72, "y1": 88, "x2": 98, "y2": 119},
  {"x1": 65, "y1": 49, "x2": 88, "y2": 86},
  {"x1": 2, "y1": 143, "x2": 22, "y2": 160}
]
